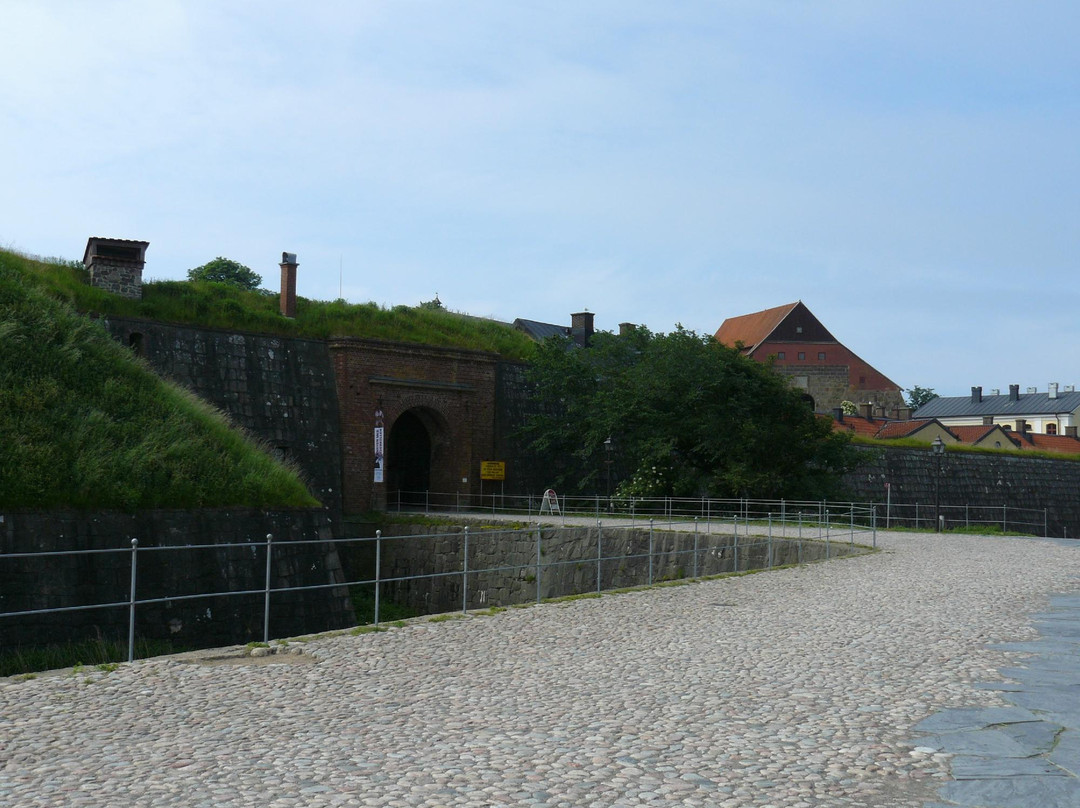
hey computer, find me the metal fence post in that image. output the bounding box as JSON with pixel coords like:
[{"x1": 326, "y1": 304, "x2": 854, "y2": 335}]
[
  {"x1": 825, "y1": 512, "x2": 830, "y2": 560},
  {"x1": 648, "y1": 519, "x2": 654, "y2": 585},
  {"x1": 263, "y1": 533, "x2": 273, "y2": 644},
  {"x1": 733, "y1": 515, "x2": 739, "y2": 573},
  {"x1": 1003, "y1": 503, "x2": 1007, "y2": 533},
  {"x1": 798, "y1": 512, "x2": 803, "y2": 564},
  {"x1": 374, "y1": 530, "x2": 382, "y2": 626},
  {"x1": 872, "y1": 507, "x2": 877, "y2": 549},
  {"x1": 535, "y1": 525, "x2": 543, "y2": 604},
  {"x1": 767, "y1": 513, "x2": 773, "y2": 569},
  {"x1": 850, "y1": 507, "x2": 855, "y2": 548},
  {"x1": 1044, "y1": 508, "x2": 1048, "y2": 538},
  {"x1": 693, "y1": 517, "x2": 699, "y2": 579},
  {"x1": 462, "y1": 526, "x2": 469, "y2": 614},
  {"x1": 128, "y1": 538, "x2": 138, "y2": 663},
  {"x1": 593, "y1": 521, "x2": 602, "y2": 594}
]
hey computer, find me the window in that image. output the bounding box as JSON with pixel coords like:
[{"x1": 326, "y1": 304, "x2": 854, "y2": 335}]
[
  {"x1": 1047, "y1": 423, "x2": 1058, "y2": 435},
  {"x1": 776, "y1": 351, "x2": 786, "y2": 359},
  {"x1": 795, "y1": 326, "x2": 803, "y2": 334},
  {"x1": 817, "y1": 352, "x2": 826, "y2": 360},
  {"x1": 797, "y1": 352, "x2": 806, "y2": 361}
]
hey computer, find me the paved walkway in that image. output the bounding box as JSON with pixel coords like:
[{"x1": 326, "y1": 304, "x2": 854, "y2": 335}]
[{"x1": 2, "y1": 529, "x2": 1080, "y2": 807}]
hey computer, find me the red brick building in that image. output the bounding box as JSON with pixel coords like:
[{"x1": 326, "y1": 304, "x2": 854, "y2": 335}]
[{"x1": 715, "y1": 301, "x2": 905, "y2": 414}]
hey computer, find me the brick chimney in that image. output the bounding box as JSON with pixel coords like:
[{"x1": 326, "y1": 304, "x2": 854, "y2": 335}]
[
  {"x1": 1015, "y1": 418, "x2": 1028, "y2": 433},
  {"x1": 832, "y1": 407, "x2": 844, "y2": 423},
  {"x1": 1066, "y1": 426, "x2": 1078, "y2": 438},
  {"x1": 83, "y1": 237, "x2": 149, "y2": 299},
  {"x1": 570, "y1": 311, "x2": 594, "y2": 347},
  {"x1": 619, "y1": 322, "x2": 636, "y2": 336},
  {"x1": 280, "y1": 252, "x2": 298, "y2": 318},
  {"x1": 858, "y1": 403, "x2": 873, "y2": 419}
]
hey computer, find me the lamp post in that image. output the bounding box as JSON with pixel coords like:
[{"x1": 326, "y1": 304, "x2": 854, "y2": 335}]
[
  {"x1": 932, "y1": 436, "x2": 945, "y2": 532},
  {"x1": 604, "y1": 436, "x2": 613, "y2": 510}
]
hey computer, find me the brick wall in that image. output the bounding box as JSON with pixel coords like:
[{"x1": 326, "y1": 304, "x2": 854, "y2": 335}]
[{"x1": 329, "y1": 338, "x2": 500, "y2": 512}]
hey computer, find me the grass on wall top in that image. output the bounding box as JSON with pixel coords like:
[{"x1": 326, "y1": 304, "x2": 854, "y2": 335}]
[
  {"x1": 0, "y1": 251, "x2": 320, "y2": 510},
  {"x1": 20, "y1": 250, "x2": 537, "y2": 360}
]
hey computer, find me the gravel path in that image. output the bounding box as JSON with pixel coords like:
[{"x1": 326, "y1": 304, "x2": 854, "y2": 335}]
[{"x1": 2, "y1": 529, "x2": 1079, "y2": 807}]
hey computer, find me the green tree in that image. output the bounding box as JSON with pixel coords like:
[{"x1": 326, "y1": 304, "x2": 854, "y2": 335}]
[
  {"x1": 906, "y1": 385, "x2": 937, "y2": 410},
  {"x1": 519, "y1": 327, "x2": 857, "y2": 499},
  {"x1": 187, "y1": 257, "x2": 262, "y2": 290}
]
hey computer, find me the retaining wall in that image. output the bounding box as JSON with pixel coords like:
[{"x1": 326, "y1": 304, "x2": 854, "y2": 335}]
[
  {"x1": 373, "y1": 522, "x2": 862, "y2": 616},
  {"x1": 844, "y1": 446, "x2": 1080, "y2": 537},
  {"x1": 0, "y1": 508, "x2": 353, "y2": 651}
]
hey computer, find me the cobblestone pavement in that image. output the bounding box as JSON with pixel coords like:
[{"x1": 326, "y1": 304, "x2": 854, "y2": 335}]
[{"x1": 3, "y1": 530, "x2": 1080, "y2": 807}]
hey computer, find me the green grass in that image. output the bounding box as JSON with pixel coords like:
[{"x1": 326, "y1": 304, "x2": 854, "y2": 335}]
[
  {"x1": 0, "y1": 251, "x2": 319, "y2": 510},
  {"x1": 349, "y1": 585, "x2": 418, "y2": 624},
  {"x1": 14, "y1": 249, "x2": 536, "y2": 360},
  {"x1": 852, "y1": 434, "x2": 1080, "y2": 462},
  {"x1": 0, "y1": 637, "x2": 189, "y2": 677}
]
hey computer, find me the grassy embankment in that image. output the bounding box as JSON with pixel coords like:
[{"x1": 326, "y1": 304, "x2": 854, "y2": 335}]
[
  {"x1": 25, "y1": 251, "x2": 537, "y2": 359},
  {"x1": 0, "y1": 250, "x2": 319, "y2": 510}
]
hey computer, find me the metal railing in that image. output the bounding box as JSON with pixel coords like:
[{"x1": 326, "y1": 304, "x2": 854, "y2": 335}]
[
  {"x1": 390, "y1": 491, "x2": 1051, "y2": 536},
  {"x1": 0, "y1": 512, "x2": 872, "y2": 663}
]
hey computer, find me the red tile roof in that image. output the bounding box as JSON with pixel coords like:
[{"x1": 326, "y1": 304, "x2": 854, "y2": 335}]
[
  {"x1": 1009, "y1": 431, "x2": 1080, "y2": 455},
  {"x1": 714, "y1": 303, "x2": 798, "y2": 354}
]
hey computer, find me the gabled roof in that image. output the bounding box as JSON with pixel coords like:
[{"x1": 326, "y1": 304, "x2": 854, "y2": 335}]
[
  {"x1": 714, "y1": 302, "x2": 799, "y2": 354},
  {"x1": 513, "y1": 318, "x2": 569, "y2": 342},
  {"x1": 914, "y1": 390, "x2": 1080, "y2": 419},
  {"x1": 1008, "y1": 431, "x2": 1080, "y2": 455},
  {"x1": 948, "y1": 424, "x2": 1012, "y2": 446}
]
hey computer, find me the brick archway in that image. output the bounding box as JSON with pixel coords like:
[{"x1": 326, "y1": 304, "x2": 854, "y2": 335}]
[{"x1": 387, "y1": 407, "x2": 451, "y2": 504}]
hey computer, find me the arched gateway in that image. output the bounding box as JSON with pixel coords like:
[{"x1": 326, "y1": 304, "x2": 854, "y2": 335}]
[{"x1": 328, "y1": 338, "x2": 499, "y2": 512}]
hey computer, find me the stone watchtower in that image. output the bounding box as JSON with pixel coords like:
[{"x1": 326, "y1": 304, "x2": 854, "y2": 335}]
[{"x1": 83, "y1": 237, "x2": 149, "y2": 299}]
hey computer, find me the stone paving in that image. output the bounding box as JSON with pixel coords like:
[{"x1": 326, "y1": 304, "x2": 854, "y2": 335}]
[{"x1": 2, "y1": 528, "x2": 1080, "y2": 807}]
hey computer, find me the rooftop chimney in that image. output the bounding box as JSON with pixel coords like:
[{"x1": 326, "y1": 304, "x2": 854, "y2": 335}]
[
  {"x1": 1049, "y1": 383, "x2": 1059, "y2": 399},
  {"x1": 619, "y1": 322, "x2": 636, "y2": 337},
  {"x1": 1027, "y1": 386, "x2": 1038, "y2": 394},
  {"x1": 971, "y1": 386, "x2": 983, "y2": 404},
  {"x1": 858, "y1": 403, "x2": 873, "y2": 419},
  {"x1": 832, "y1": 407, "x2": 844, "y2": 423},
  {"x1": 895, "y1": 406, "x2": 912, "y2": 420},
  {"x1": 1067, "y1": 426, "x2": 1078, "y2": 438},
  {"x1": 280, "y1": 252, "x2": 298, "y2": 318},
  {"x1": 1016, "y1": 418, "x2": 1028, "y2": 433},
  {"x1": 570, "y1": 311, "x2": 595, "y2": 347},
  {"x1": 83, "y1": 237, "x2": 149, "y2": 299},
  {"x1": 990, "y1": 388, "x2": 1000, "y2": 396},
  {"x1": 1009, "y1": 384, "x2": 1020, "y2": 401}
]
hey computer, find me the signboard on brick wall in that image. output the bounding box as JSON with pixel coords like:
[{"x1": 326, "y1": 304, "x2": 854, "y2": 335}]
[{"x1": 480, "y1": 461, "x2": 505, "y2": 480}]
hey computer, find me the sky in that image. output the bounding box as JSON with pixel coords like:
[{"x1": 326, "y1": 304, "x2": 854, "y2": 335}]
[{"x1": 2, "y1": 1, "x2": 1077, "y2": 397}]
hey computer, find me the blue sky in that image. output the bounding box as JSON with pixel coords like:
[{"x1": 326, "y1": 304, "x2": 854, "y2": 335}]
[{"x1": 2, "y1": 1, "x2": 1077, "y2": 397}]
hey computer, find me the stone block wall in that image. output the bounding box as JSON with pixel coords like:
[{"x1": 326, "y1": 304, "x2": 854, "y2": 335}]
[
  {"x1": 0, "y1": 508, "x2": 354, "y2": 651},
  {"x1": 843, "y1": 446, "x2": 1080, "y2": 537},
  {"x1": 373, "y1": 522, "x2": 859, "y2": 616},
  {"x1": 102, "y1": 317, "x2": 343, "y2": 518},
  {"x1": 89, "y1": 262, "x2": 142, "y2": 299}
]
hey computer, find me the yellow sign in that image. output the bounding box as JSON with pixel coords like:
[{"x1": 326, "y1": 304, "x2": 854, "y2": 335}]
[{"x1": 480, "y1": 461, "x2": 506, "y2": 481}]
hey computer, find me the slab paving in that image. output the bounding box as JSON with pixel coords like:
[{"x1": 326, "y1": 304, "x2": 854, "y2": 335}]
[{"x1": 2, "y1": 528, "x2": 1080, "y2": 807}]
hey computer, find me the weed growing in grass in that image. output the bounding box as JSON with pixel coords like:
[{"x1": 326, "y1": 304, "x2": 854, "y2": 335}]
[
  {"x1": 428, "y1": 614, "x2": 466, "y2": 623},
  {"x1": 350, "y1": 625, "x2": 388, "y2": 636}
]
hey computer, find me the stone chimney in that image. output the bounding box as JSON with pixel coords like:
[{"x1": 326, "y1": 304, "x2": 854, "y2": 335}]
[
  {"x1": 1009, "y1": 384, "x2": 1020, "y2": 401},
  {"x1": 858, "y1": 403, "x2": 873, "y2": 419},
  {"x1": 570, "y1": 311, "x2": 594, "y2": 347},
  {"x1": 895, "y1": 406, "x2": 912, "y2": 420},
  {"x1": 83, "y1": 237, "x2": 149, "y2": 299},
  {"x1": 971, "y1": 386, "x2": 982, "y2": 404},
  {"x1": 280, "y1": 252, "x2": 298, "y2": 318}
]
